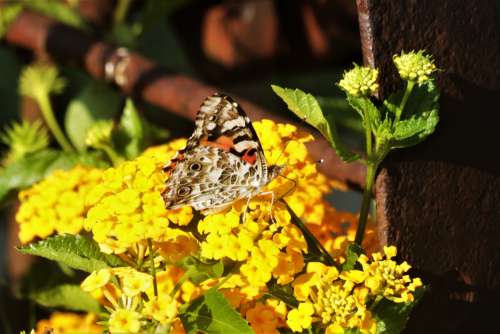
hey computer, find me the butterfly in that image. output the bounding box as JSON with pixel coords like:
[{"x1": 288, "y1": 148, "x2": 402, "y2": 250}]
[{"x1": 162, "y1": 93, "x2": 284, "y2": 215}]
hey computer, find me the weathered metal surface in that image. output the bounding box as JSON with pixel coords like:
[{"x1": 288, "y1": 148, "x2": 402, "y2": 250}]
[
  {"x1": 356, "y1": 0, "x2": 500, "y2": 332},
  {"x1": 3, "y1": 9, "x2": 366, "y2": 188}
]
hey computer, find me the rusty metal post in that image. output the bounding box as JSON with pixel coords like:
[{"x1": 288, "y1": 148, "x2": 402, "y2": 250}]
[{"x1": 356, "y1": 0, "x2": 500, "y2": 332}]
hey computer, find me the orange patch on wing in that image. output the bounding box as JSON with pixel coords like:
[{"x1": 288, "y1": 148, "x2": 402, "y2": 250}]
[
  {"x1": 200, "y1": 135, "x2": 234, "y2": 151},
  {"x1": 242, "y1": 149, "x2": 257, "y2": 165},
  {"x1": 164, "y1": 153, "x2": 184, "y2": 175}
]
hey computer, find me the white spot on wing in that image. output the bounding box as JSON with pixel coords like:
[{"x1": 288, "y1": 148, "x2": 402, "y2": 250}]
[
  {"x1": 222, "y1": 117, "x2": 246, "y2": 132},
  {"x1": 234, "y1": 140, "x2": 258, "y2": 152}
]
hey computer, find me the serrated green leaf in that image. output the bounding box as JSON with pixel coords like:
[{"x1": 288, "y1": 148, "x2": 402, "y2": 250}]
[
  {"x1": 373, "y1": 288, "x2": 425, "y2": 334},
  {"x1": 65, "y1": 81, "x2": 120, "y2": 151},
  {"x1": 28, "y1": 283, "x2": 100, "y2": 312},
  {"x1": 390, "y1": 81, "x2": 439, "y2": 149},
  {"x1": 180, "y1": 289, "x2": 254, "y2": 334},
  {"x1": 0, "y1": 149, "x2": 108, "y2": 206},
  {"x1": 18, "y1": 234, "x2": 127, "y2": 273},
  {"x1": 178, "y1": 257, "x2": 225, "y2": 284},
  {"x1": 271, "y1": 85, "x2": 359, "y2": 162},
  {"x1": 346, "y1": 95, "x2": 381, "y2": 131}
]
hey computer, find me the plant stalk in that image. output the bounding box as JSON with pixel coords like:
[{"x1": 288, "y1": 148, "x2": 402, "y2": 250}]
[
  {"x1": 113, "y1": 0, "x2": 133, "y2": 24},
  {"x1": 37, "y1": 94, "x2": 74, "y2": 152},
  {"x1": 355, "y1": 161, "x2": 377, "y2": 245},
  {"x1": 100, "y1": 145, "x2": 124, "y2": 166},
  {"x1": 147, "y1": 239, "x2": 158, "y2": 297},
  {"x1": 395, "y1": 80, "x2": 415, "y2": 122}
]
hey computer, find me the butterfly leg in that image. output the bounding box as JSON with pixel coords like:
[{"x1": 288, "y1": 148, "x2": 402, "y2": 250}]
[
  {"x1": 257, "y1": 190, "x2": 276, "y2": 223},
  {"x1": 242, "y1": 195, "x2": 252, "y2": 223}
]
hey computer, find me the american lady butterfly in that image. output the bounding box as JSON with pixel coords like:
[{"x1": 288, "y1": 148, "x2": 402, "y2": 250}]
[{"x1": 162, "y1": 93, "x2": 283, "y2": 215}]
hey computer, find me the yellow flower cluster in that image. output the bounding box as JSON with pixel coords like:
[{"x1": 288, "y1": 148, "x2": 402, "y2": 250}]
[
  {"x1": 393, "y1": 50, "x2": 437, "y2": 84},
  {"x1": 338, "y1": 64, "x2": 379, "y2": 97},
  {"x1": 288, "y1": 246, "x2": 422, "y2": 333},
  {"x1": 253, "y1": 120, "x2": 339, "y2": 224},
  {"x1": 16, "y1": 165, "x2": 103, "y2": 244},
  {"x1": 357, "y1": 246, "x2": 423, "y2": 303},
  {"x1": 84, "y1": 138, "x2": 195, "y2": 253},
  {"x1": 81, "y1": 266, "x2": 183, "y2": 333},
  {"x1": 35, "y1": 312, "x2": 101, "y2": 334}
]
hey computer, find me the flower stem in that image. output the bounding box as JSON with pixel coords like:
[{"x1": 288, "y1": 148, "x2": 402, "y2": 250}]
[
  {"x1": 395, "y1": 80, "x2": 415, "y2": 122},
  {"x1": 147, "y1": 239, "x2": 158, "y2": 297},
  {"x1": 101, "y1": 145, "x2": 124, "y2": 166},
  {"x1": 37, "y1": 94, "x2": 74, "y2": 152},
  {"x1": 113, "y1": 0, "x2": 132, "y2": 24},
  {"x1": 355, "y1": 161, "x2": 377, "y2": 246}
]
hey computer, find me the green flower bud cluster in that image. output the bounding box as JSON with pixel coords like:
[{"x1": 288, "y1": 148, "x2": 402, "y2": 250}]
[
  {"x1": 19, "y1": 64, "x2": 66, "y2": 100},
  {"x1": 0, "y1": 120, "x2": 49, "y2": 164},
  {"x1": 393, "y1": 50, "x2": 437, "y2": 85},
  {"x1": 338, "y1": 65, "x2": 379, "y2": 97}
]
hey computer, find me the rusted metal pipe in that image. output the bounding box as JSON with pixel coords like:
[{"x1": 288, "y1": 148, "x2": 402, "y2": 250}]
[{"x1": 3, "y1": 9, "x2": 366, "y2": 188}]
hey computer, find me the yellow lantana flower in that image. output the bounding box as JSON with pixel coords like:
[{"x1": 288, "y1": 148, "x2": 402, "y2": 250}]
[
  {"x1": 84, "y1": 139, "x2": 195, "y2": 253},
  {"x1": 246, "y1": 302, "x2": 281, "y2": 334},
  {"x1": 16, "y1": 165, "x2": 103, "y2": 243},
  {"x1": 35, "y1": 312, "x2": 101, "y2": 334},
  {"x1": 142, "y1": 294, "x2": 178, "y2": 324},
  {"x1": 81, "y1": 269, "x2": 111, "y2": 292},
  {"x1": 108, "y1": 309, "x2": 141, "y2": 334},
  {"x1": 286, "y1": 302, "x2": 314, "y2": 332},
  {"x1": 358, "y1": 246, "x2": 423, "y2": 303}
]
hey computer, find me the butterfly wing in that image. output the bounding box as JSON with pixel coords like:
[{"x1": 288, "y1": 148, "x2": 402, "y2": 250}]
[{"x1": 162, "y1": 94, "x2": 270, "y2": 213}]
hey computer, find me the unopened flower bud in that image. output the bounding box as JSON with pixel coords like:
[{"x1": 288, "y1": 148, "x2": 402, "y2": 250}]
[
  {"x1": 393, "y1": 50, "x2": 437, "y2": 84},
  {"x1": 338, "y1": 65, "x2": 379, "y2": 97}
]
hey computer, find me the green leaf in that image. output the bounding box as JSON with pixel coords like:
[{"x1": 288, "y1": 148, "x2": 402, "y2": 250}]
[
  {"x1": 23, "y1": 0, "x2": 88, "y2": 31},
  {"x1": 271, "y1": 85, "x2": 359, "y2": 162},
  {"x1": 112, "y1": 99, "x2": 169, "y2": 159},
  {"x1": 28, "y1": 283, "x2": 100, "y2": 312},
  {"x1": 0, "y1": 4, "x2": 22, "y2": 38},
  {"x1": 283, "y1": 200, "x2": 335, "y2": 266},
  {"x1": 389, "y1": 81, "x2": 440, "y2": 148},
  {"x1": 178, "y1": 257, "x2": 225, "y2": 284},
  {"x1": 373, "y1": 288, "x2": 425, "y2": 334},
  {"x1": 65, "y1": 81, "x2": 120, "y2": 151},
  {"x1": 346, "y1": 95, "x2": 381, "y2": 131},
  {"x1": 382, "y1": 90, "x2": 404, "y2": 115},
  {"x1": 316, "y1": 96, "x2": 363, "y2": 133},
  {"x1": 180, "y1": 288, "x2": 254, "y2": 334},
  {"x1": 0, "y1": 149, "x2": 108, "y2": 206},
  {"x1": 115, "y1": 99, "x2": 145, "y2": 159},
  {"x1": 18, "y1": 234, "x2": 127, "y2": 273},
  {"x1": 19, "y1": 259, "x2": 100, "y2": 312},
  {"x1": 341, "y1": 243, "x2": 364, "y2": 271}
]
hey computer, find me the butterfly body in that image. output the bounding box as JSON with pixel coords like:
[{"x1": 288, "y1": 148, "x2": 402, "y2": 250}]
[{"x1": 162, "y1": 93, "x2": 283, "y2": 214}]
